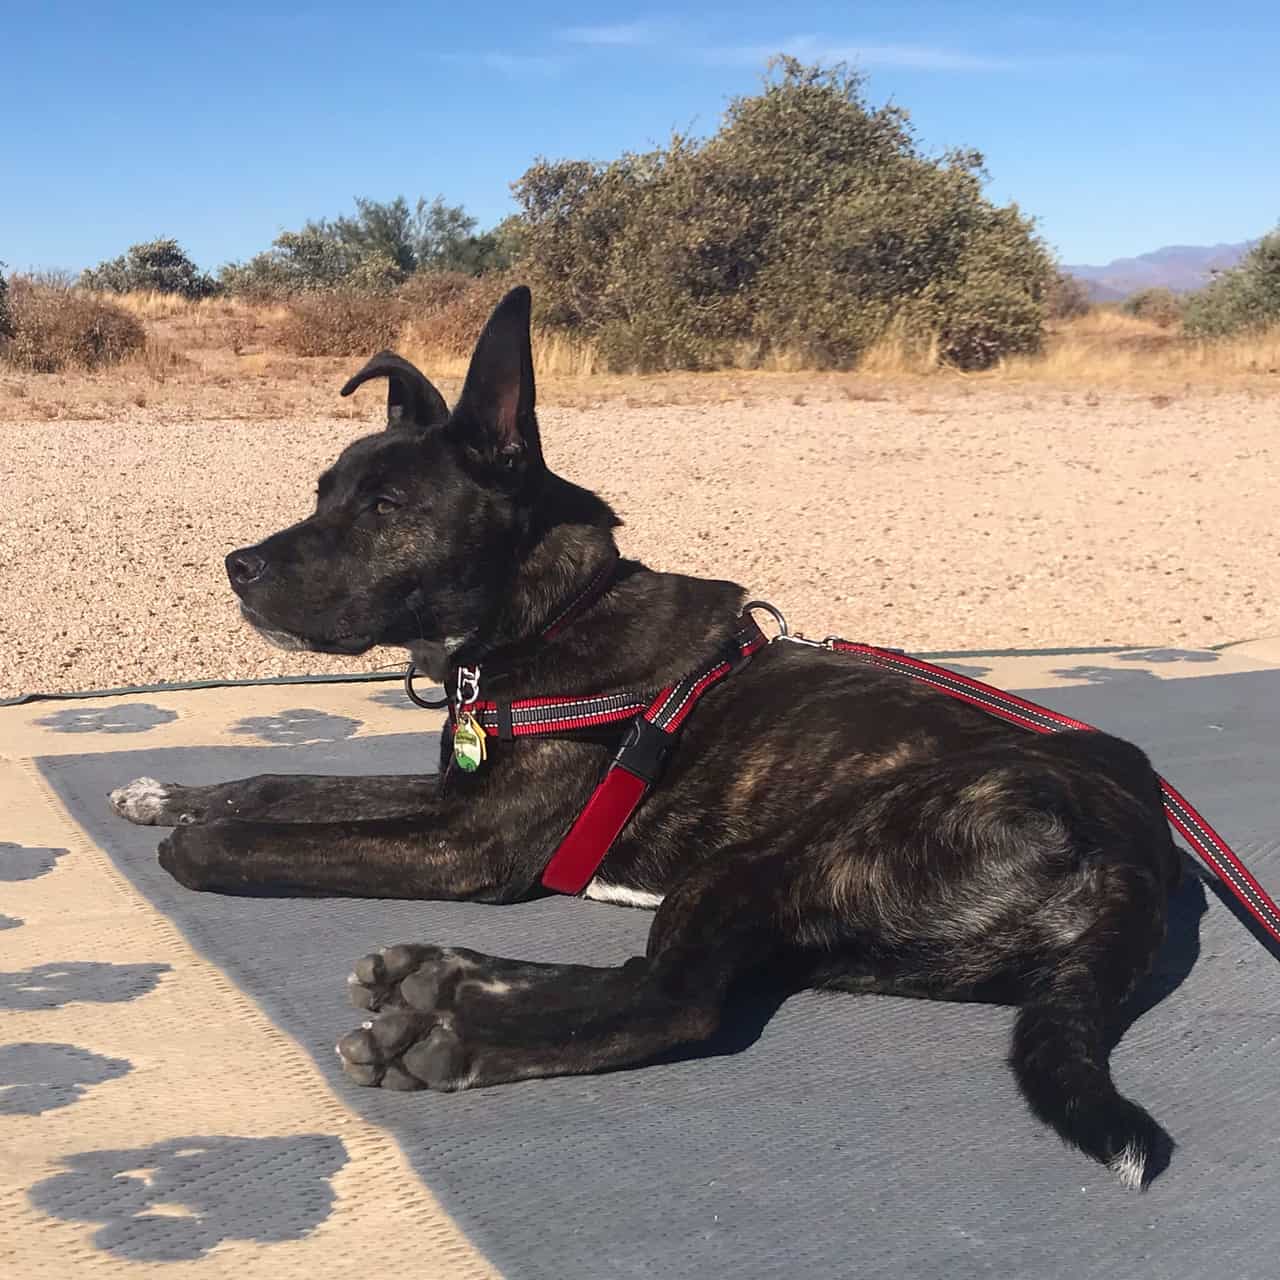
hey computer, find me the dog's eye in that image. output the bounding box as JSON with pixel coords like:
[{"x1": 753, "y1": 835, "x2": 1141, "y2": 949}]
[{"x1": 373, "y1": 497, "x2": 400, "y2": 516}]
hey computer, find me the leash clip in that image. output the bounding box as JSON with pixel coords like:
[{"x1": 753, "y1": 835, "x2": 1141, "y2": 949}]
[
  {"x1": 778, "y1": 634, "x2": 833, "y2": 650},
  {"x1": 455, "y1": 665, "x2": 482, "y2": 711}
]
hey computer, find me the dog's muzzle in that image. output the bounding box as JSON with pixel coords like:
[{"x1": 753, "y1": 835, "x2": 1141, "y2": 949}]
[{"x1": 237, "y1": 603, "x2": 311, "y2": 652}]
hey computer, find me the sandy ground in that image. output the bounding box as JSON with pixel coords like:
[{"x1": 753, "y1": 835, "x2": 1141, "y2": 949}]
[{"x1": 1, "y1": 384, "x2": 1276, "y2": 699}]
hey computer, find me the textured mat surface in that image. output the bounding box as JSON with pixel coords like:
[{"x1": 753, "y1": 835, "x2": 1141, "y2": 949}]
[{"x1": 4, "y1": 646, "x2": 1280, "y2": 1278}]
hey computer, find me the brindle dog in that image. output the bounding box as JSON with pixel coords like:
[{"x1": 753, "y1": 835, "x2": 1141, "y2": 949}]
[{"x1": 110, "y1": 287, "x2": 1180, "y2": 1188}]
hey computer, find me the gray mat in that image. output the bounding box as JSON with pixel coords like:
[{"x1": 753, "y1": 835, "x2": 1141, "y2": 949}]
[{"x1": 40, "y1": 671, "x2": 1280, "y2": 1279}]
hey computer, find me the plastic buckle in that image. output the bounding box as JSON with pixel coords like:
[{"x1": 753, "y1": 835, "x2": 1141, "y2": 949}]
[{"x1": 613, "y1": 715, "x2": 673, "y2": 784}]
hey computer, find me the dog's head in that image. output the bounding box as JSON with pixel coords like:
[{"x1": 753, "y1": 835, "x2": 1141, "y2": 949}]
[{"x1": 226, "y1": 286, "x2": 561, "y2": 665}]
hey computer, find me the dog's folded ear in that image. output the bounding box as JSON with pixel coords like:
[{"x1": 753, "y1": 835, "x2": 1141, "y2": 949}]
[
  {"x1": 449, "y1": 286, "x2": 544, "y2": 476},
  {"x1": 339, "y1": 352, "x2": 450, "y2": 431}
]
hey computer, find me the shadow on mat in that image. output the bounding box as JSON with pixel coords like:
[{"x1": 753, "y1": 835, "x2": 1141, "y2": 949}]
[{"x1": 1112, "y1": 858, "x2": 1208, "y2": 1038}]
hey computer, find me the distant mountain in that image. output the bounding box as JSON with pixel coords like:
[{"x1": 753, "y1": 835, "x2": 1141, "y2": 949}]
[{"x1": 1063, "y1": 241, "x2": 1257, "y2": 302}]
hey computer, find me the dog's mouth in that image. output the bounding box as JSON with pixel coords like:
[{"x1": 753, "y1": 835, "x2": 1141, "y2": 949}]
[{"x1": 237, "y1": 604, "x2": 372, "y2": 656}]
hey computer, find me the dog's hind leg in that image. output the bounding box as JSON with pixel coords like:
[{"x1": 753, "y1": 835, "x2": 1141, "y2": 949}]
[
  {"x1": 1010, "y1": 861, "x2": 1174, "y2": 1189},
  {"x1": 337, "y1": 847, "x2": 799, "y2": 1091},
  {"x1": 110, "y1": 773, "x2": 437, "y2": 826}
]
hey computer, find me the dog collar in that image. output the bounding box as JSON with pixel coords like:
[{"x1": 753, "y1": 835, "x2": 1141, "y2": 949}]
[{"x1": 402, "y1": 551, "x2": 621, "y2": 710}]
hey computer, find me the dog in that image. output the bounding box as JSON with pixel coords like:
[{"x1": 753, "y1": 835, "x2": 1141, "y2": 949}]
[{"x1": 110, "y1": 286, "x2": 1180, "y2": 1188}]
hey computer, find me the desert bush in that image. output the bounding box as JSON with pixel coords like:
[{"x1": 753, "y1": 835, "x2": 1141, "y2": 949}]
[
  {"x1": 400, "y1": 274, "x2": 511, "y2": 357},
  {"x1": 268, "y1": 269, "x2": 514, "y2": 359},
  {"x1": 514, "y1": 58, "x2": 1055, "y2": 371},
  {"x1": 397, "y1": 269, "x2": 484, "y2": 317},
  {"x1": 0, "y1": 268, "x2": 10, "y2": 340},
  {"x1": 220, "y1": 196, "x2": 510, "y2": 298},
  {"x1": 1123, "y1": 286, "x2": 1183, "y2": 328},
  {"x1": 1045, "y1": 272, "x2": 1092, "y2": 321},
  {"x1": 220, "y1": 228, "x2": 371, "y2": 298},
  {"x1": 1183, "y1": 230, "x2": 1280, "y2": 338},
  {"x1": 272, "y1": 290, "x2": 405, "y2": 357},
  {"x1": 81, "y1": 238, "x2": 218, "y2": 299},
  {"x1": 1, "y1": 277, "x2": 146, "y2": 372}
]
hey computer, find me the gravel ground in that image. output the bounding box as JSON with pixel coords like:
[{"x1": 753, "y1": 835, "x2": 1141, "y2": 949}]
[{"x1": 1, "y1": 386, "x2": 1276, "y2": 698}]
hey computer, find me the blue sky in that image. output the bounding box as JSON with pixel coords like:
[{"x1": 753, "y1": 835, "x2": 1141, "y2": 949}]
[{"x1": 4, "y1": 1, "x2": 1278, "y2": 273}]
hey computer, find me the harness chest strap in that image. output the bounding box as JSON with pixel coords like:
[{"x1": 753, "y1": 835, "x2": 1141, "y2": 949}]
[
  {"x1": 450, "y1": 618, "x2": 768, "y2": 894},
  {"x1": 541, "y1": 619, "x2": 768, "y2": 892}
]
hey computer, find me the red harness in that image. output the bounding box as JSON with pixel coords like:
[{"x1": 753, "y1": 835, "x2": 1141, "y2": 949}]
[
  {"x1": 444, "y1": 614, "x2": 767, "y2": 893},
  {"x1": 539, "y1": 616, "x2": 767, "y2": 892},
  {"x1": 413, "y1": 587, "x2": 1280, "y2": 955}
]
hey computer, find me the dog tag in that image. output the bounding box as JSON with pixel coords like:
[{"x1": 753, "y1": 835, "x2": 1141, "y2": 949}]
[{"x1": 453, "y1": 712, "x2": 487, "y2": 772}]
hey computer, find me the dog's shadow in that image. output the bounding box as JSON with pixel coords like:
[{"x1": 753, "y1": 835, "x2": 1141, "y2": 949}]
[{"x1": 1109, "y1": 853, "x2": 1211, "y2": 1043}]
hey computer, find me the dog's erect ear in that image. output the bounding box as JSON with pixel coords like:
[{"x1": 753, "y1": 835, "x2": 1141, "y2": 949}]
[
  {"x1": 449, "y1": 286, "x2": 543, "y2": 472},
  {"x1": 339, "y1": 351, "x2": 450, "y2": 431}
]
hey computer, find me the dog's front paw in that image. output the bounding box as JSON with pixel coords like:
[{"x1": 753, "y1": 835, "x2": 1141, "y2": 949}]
[
  {"x1": 336, "y1": 1009, "x2": 468, "y2": 1091},
  {"x1": 109, "y1": 778, "x2": 201, "y2": 826}
]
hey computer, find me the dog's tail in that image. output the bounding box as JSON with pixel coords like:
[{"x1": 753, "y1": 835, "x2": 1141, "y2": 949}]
[{"x1": 1009, "y1": 966, "x2": 1171, "y2": 1189}]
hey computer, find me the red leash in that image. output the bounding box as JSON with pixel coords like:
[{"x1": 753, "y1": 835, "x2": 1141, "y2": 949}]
[{"x1": 823, "y1": 639, "x2": 1280, "y2": 950}]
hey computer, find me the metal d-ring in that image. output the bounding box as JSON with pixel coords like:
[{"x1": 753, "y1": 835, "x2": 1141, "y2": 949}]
[
  {"x1": 743, "y1": 600, "x2": 789, "y2": 640},
  {"x1": 403, "y1": 662, "x2": 449, "y2": 709}
]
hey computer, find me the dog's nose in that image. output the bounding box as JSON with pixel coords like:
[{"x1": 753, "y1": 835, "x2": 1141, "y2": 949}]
[{"x1": 226, "y1": 549, "x2": 267, "y2": 587}]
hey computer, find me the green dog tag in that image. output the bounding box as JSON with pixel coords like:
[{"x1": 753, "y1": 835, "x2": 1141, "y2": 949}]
[{"x1": 453, "y1": 713, "x2": 487, "y2": 772}]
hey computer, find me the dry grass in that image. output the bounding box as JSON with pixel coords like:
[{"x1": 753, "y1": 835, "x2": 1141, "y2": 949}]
[
  {"x1": 856, "y1": 316, "x2": 942, "y2": 377},
  {"x1": 2, "y1": 279, "x2": 146, "y2": 373},
  {"x1": 109, "y1": 289, "x2": 208, "y2": 321},
  {"x1": 402, "y1": 324, "x2": 602, "y2": 380},
  {"x1": 826, "y1": 307, "x2": 1280, "y2": 385},
  {"x1": 109, "y1": 290, "x2": 288, "y2": 352},
  {"x1": 2, "y1": 284, "x2": 1278, "y2": 424},
  {"x1": 996, "y1": 310, "x2": 1280, "y2": 384}
]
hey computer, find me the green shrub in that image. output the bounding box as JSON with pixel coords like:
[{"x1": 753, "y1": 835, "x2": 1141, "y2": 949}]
[
  {"x1": 80, "y1": 238, "x2": 218, "y2": 299},
  {"x1": 513, "y1": 58, "x2": 1054, "y2": 371},
  {"x1": 220, "y1": 228, "x2": 370, "y2": 298},
  {"x1": 0, "y1": 267, "x2": 11, "y2": 340},
  {"x1": 1123, "y1": 287, "x2": 1183, "y2": 328},
  {"x1": 1183, "y1": 230, "x2": 1280, "y2": 338},
  {"x1": 220, "y1": 197, "x2": 511, "y2": 298},
  {"x1": 410, "y1": 198, "x2": 518, "y2": 275},
  {"x1": 2, "y1": 277, "x2": 146, "y2": 372}
]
